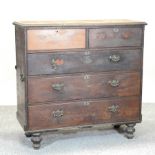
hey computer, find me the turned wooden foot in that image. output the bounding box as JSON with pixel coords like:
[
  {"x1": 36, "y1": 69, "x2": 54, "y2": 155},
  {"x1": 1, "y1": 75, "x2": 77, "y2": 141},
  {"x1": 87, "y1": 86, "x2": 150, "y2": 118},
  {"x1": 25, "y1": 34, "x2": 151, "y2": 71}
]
[
  {"x1": 125, "y1": 123, "x2": 136, "y2": 139},
  {"x1": 31, "y1": 133, "x2": 42, "y2": 149},
  {"x1": 25, "y1": 132, "x2": 32, "y2": 137}
]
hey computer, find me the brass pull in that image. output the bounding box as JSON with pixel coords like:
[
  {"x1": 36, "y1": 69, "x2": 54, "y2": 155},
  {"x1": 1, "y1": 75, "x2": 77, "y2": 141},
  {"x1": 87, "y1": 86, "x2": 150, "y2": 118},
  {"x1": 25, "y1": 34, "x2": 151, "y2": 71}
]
[
  {"x1": 109, "y1": 55, "x2": 120, "y2": 62},
  {"x1": 53, "y1": 109, "x2": 64, "y2": 118},
  {"x1": 108, "y1": 80, "x2": 119, "y2": 87},
  {"x1": 52, "y1": 83, "x2": 64, "y2": 91},
  {"x1": 51, "y1": 58, "x2": 57, "y2": 70},
  {"x1": 20, "y1": 74, "x2": 25, "y2": 82},
  {"x1": 108, "y1": 105, "x2": 119, "y2": 113},
  {"x1": 51, "y1": 58, "x2": 64, "y2": 70}
]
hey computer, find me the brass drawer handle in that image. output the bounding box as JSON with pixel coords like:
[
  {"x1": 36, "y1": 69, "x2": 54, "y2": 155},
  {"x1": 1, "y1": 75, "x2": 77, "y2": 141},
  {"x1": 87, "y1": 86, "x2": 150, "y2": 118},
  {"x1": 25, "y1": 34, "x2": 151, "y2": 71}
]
[
  {"x1": 108, "y1": 80, "x2": 119, "y2": 87},
  {"x1": 51, "y1": 58, "x2": 57, "y2": 70},
  {"x1": 20, "y1": 74, "x2": 25, "y2": 82},
  {"x1": 51, "y1": 58, "x2": 64, "y2": 70},
  {"x1": 109, "y1": 55, "x2": 120, "y2": 62},
  {"x1": 53, "y1": 109, "x2": 64, "y2": 118},
  {"x1": 108, "y1": 105, "x2": 119, "y2": 113},
  {"x1": 52, "y1": 83, "x2": 64, "y2": 91}
]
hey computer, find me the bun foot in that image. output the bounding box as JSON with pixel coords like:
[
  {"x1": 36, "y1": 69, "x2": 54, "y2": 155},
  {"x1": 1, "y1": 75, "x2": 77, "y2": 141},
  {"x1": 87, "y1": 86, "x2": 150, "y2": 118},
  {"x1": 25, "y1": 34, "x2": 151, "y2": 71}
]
[
  {"x1": 31, "y1": 133, "x2": 42, "y2": 149},
  {"x1": 125, "y1": 123, "x2": 136, "y2": 139}
]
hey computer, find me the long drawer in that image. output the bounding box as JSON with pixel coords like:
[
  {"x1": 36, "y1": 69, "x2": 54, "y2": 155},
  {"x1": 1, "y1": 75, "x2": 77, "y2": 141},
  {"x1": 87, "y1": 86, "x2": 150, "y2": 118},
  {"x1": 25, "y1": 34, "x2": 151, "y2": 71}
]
[
  {"x1": 28, "y1": 72, "x2": 140, "y2": 104},
  {"x1": 28, "y1": 49, "x2": 141, "y2": 75},
  {"x1": 28, "y1": 96, "x2": 140, "y2": 130}
]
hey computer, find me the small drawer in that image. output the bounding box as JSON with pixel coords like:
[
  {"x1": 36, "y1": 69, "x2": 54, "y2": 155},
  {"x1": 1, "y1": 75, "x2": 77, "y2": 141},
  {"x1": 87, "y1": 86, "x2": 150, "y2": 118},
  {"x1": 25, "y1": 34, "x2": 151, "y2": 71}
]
[
  {"x1": 28, "y1": 72, "x2": 140, "y2": 103},
  {"x1": 28, "y1": 96, "x2": 140, "y2": 130},
  {"x1": 27, "y1": 29, "x2": 85, "y2": 51},
  {"x1": 89, "y1": 27, "x2": 143, "y2": 48},
  {"x1": 28, "y1": 49, "x2": 141, "y2": 75}
]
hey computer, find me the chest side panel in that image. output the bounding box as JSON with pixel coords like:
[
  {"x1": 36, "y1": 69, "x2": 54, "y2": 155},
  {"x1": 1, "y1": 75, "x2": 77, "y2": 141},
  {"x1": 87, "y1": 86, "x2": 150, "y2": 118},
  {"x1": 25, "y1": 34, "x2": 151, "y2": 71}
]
[{"x1": 15, "y1": 26, "x2": 27, "y2": 130}]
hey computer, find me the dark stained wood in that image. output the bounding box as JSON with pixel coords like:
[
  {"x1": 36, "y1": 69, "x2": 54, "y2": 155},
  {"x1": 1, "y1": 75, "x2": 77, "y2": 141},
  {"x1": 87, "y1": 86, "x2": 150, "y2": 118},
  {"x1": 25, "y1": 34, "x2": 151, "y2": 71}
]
[
  {"x1": 28, "y1": 49, "x2": 141, "y2": 75},
  {"x1": 15, "y1": 26, "x2": 27, "y2": 130},
  {"x1": 125, "y1": 123, "x2": 136, "y2": 139},
  {"x1": 13, "y1": 20, "x2": 146, "y2": 149},
  {"x1": 27, "y1": 29, "x2": 85, "y2": 51},
  {"x1": 28, "y1": 96, "x2": 140, "y2": 130},
  {"x1": 31, "y1": 133, "x2": 42, "y2": 149},
  {"x1": 89, "y1": 27, "x2": 143, "y2": 48},
  {"x1": 28, "y1": 72, "x2": 140, "y2": 104}
]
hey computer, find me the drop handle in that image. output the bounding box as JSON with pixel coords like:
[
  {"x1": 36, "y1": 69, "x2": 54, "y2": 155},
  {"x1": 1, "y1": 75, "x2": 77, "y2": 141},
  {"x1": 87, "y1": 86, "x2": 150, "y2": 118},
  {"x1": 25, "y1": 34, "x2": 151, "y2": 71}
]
[
  {"x1": 108, "y1": 80, "x2": 119, "y2": 87},
  {"x1": 109, "y1": 54, "x2": 120, "y2": 62},
  {"x1": 53, "y1": 109, "x2": 64, "y2": 118},
  {"x1": 20, "y1": 74, "x2": 25, "y2": 82},
  {"x1": 51, "y1": 58, "x2": 57, "y2": 70},
  {"x1": 52, "y1": 83, "x2": 64, "y2": 91},
  {"x1": 108, "y1": 105, "x2": 119, "y2": 113},
  {"x1": 51, "y1": 58, "x2": 64, "y2": 70}
]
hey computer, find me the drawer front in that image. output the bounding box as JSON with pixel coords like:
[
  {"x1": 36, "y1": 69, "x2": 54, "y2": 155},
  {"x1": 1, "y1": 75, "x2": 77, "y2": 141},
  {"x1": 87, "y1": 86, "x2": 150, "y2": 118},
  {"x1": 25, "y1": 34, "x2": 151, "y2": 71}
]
[
  {"x1": 28, "y1": 72, "x2": 140, "y2": 103},
  {"x1": 28, "y1": 96, "x2": 140, "y2": 130},
  {"x1": 28, "y1": 49, "x2": 141, "y2": 75},
  {"x1": 27, "y1": 29, "x2": 85, "y2": 51},
  {"x1": 89, "y1": 27, "x2": 142, "y2": 48}
]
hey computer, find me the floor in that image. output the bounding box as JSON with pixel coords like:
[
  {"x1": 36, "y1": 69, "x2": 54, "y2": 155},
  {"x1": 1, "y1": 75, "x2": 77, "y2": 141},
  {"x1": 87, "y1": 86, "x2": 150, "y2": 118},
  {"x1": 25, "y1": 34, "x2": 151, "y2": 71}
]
[{"x1": 0, "y1": 103, "x2": 155, "y2": 155}]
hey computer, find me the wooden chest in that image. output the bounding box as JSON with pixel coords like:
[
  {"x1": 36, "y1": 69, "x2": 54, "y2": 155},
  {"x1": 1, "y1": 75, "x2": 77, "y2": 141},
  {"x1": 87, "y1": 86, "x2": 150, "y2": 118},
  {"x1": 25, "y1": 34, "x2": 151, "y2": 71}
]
[{"x1": 13, "y1": 20, "x2": 147, "y2": 149}]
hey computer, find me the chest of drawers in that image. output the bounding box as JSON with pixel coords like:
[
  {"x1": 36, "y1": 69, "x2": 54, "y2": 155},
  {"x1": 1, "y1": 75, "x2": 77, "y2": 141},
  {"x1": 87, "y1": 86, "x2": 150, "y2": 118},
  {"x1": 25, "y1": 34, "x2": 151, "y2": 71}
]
[{"x1": 13, "y1": 20, "x2": 147, "y2": 149}]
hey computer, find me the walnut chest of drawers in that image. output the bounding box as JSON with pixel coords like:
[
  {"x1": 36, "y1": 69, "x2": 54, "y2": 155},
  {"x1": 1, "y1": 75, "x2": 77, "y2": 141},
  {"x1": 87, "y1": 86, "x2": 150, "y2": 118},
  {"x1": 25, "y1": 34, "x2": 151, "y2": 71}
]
[{"x1": 13, "y1": 20, "x2": 147, "y2": 149}]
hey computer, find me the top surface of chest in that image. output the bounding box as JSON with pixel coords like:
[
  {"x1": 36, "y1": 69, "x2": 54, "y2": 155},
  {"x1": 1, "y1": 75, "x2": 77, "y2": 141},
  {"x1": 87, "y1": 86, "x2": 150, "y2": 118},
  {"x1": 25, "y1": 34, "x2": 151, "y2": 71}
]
[{"x1": 13, "y1": 19, "x2": 147, "y2": 27}]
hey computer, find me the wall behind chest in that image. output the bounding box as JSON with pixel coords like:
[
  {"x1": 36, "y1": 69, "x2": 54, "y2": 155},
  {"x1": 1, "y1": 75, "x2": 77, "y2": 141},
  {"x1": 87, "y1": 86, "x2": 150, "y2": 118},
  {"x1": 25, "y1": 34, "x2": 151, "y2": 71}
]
[{"x1": 0, "y1": 0, "x2": 154, "y2": 105}]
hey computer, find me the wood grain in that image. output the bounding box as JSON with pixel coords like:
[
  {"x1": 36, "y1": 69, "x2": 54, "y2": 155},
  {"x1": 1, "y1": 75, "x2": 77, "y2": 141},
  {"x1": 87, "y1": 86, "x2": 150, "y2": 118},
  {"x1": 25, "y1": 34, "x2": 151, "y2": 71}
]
[
  {"x1": 28, "y1": 96, "x2": 140, "y2": 130},
  {"x1": 28, "y1": 72, "x2": 140, "y2": 104},
  {"x1": 89, "y1": 27, "x2": 142, "y2": 48},
  {"x1": 27, "y1": 49, "x2": 141, "y2": 75},
  {"x1": 15, "y1": 27, "x2": 27, "y2": 129},
  {"x1": 27, "y1": 29, "x2": 85, "y2": 51}
]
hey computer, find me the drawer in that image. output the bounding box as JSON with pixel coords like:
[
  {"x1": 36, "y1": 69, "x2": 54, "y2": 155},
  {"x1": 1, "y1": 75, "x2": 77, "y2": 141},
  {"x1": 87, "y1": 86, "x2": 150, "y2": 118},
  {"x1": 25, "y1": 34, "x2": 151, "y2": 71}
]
[
  {"x1": 89, "y1": 27, "x2": 142, "y2": 48},
  {"x1": 28, "y1": 72, "x2": 140, "y2": 103},
  {"x1": 27, "y1": 29, "x2": 85, "y2": 51},
  {"x1": 28, "y1": 96, "x2": 140, "y2": 130},
  {"x1": 28, "y1": 49, "x2": 141, "y2": 75}
]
